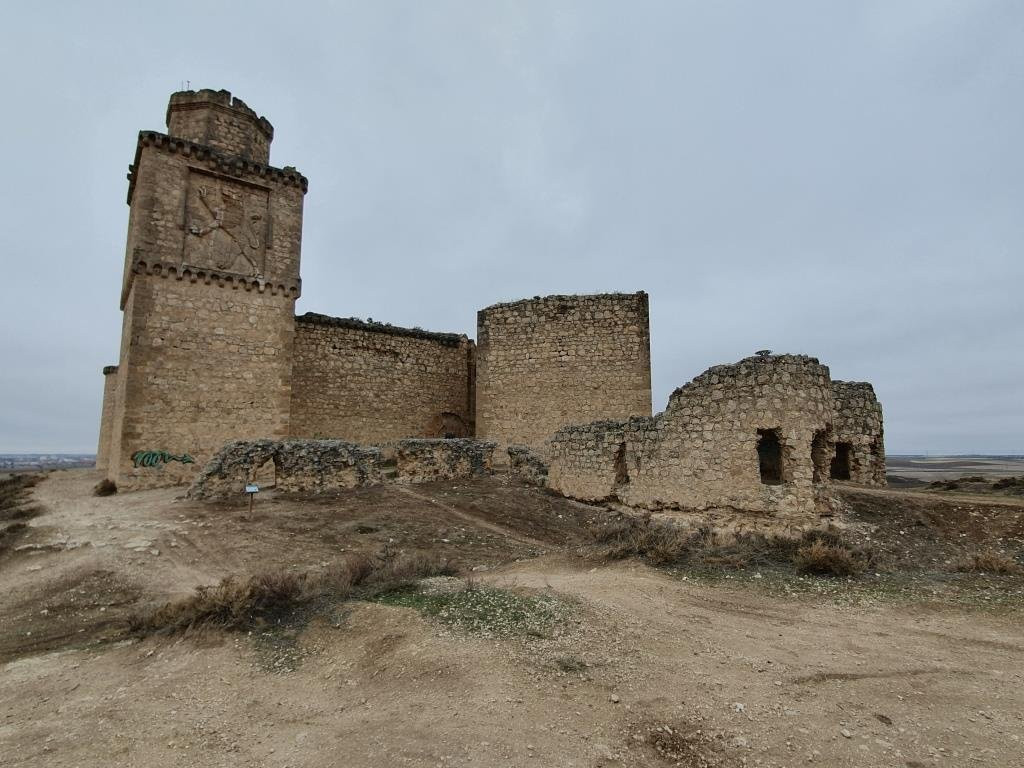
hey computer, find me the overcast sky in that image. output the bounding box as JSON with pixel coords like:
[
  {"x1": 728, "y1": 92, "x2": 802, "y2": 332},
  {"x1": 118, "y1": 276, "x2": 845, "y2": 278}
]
[{"x1": 0, "y1": 1, "x2": 1021, "y2": 454}]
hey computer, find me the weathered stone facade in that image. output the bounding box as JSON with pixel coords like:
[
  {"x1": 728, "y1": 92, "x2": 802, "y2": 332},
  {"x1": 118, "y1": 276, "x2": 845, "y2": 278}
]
[
  {"x1": 543, "y1": 354, "x2": 878, "y2": 528},
  {"x1": 476, "y1": 293, "x2": 653, "y2": 454},
  {"x1": 289, "y1": 314, "x2": 475, "y2": 443},
  {"x1": 189, "y1": 438, "x2": 495, "y2": 500},
  {"x1": 831, "y1": 381, "x2": 886, "y2": 486},
  {"x1": 96, "y1": 88, "x2": 883, "y2": 501},
  {"x1": 95, "y1": 366, "x2": 119, "y2": 471},
  {"x1": 103, "y1": 88, "x2": 305, "y2": 491}
]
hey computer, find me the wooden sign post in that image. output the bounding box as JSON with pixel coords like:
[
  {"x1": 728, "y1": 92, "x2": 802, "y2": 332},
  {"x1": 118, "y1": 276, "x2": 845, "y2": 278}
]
[{"x1": 245, "y1": 483, "x2": 259, "y2": 515}]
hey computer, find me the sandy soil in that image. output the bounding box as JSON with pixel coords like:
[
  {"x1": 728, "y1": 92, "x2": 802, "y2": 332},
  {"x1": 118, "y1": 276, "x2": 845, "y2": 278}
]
[{"x1": 2, "y1": 470, "x2": 1023, "y2": 767}]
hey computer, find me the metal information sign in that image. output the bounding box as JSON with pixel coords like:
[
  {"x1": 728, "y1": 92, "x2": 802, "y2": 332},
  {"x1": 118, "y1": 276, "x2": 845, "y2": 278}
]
[{"x1": 245, "y1": 483, "x2": 259, "y2": 514}]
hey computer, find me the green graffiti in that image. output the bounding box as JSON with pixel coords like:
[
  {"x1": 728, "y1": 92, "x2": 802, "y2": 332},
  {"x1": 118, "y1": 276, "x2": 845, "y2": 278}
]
[{"x1": 131, "y1": 450, "x2": 196, "y2": 468}]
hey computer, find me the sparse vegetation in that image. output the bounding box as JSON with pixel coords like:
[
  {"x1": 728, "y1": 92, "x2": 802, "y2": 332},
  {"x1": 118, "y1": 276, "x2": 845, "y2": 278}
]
[
  {"x1": 92, "y1": 478, "x2": 117, "y2": 496},
  {"x1": 0, "y1": 474, "x2": 42, "y2": 554},
  {"x1": 592, "y1": 513, "x2": 872, "y2": 577},
  {"x1": 953, "y1": 551, "x2": 1022, "y2": 575},
  {"x1": 0, "y1": 474, "x2": 41, "y2": 521},
  {"x1": 374, "y1": 582, "x2": 569, "y2": 638},
  {"x1": 793, "y1": 540, "x2": 867, "y2": 577},
  {"x1": 129, "y1": 549, "x2": 454, "y2": 635}
]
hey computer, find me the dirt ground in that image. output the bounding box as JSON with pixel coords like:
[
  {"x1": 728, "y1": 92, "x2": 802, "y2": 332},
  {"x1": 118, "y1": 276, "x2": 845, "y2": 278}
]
[{"x1": 2, "y1": 469, "x2": 1023, "y2": 767}]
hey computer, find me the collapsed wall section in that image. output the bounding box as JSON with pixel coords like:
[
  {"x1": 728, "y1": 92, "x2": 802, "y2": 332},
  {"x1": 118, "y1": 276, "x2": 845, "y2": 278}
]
[
  {"x1": 831, "y1": 381, "x2": 886, "y2": 486},
  {"x1": 547, "y1": 354, "x2": 837, "y2": 526},
  {"x1": 289, "y1": 314, "x2": 475, "y2": 443},
  {"x1": 189, "y1": 438, "x2": 495, "y2": 500},
  {"x1": 476, "y1": 292, "x2": 652, "y2": 454}
]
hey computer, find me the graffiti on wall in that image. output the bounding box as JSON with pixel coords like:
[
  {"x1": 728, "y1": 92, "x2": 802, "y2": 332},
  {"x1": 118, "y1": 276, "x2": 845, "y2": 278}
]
[{"x1": 131, "y1": 450, "x2": 196, "y2": 469}]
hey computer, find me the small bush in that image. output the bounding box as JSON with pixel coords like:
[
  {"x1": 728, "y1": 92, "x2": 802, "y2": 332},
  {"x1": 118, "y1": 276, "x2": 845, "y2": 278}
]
[
  {"x1": 592, "y1": 514, "x2": 701, "y2": 565},
  {"x1": 793, "y1": 540, "x2": 868, "y2": 577},
  {"x1": 130, "y1": 549, "x2": 454, "y2": 636},
  {"x1": 93, "y1": 479, "x2": 117, "y2": 496},
  {"x1": 953, "y1": 551, "x2": 1022, "y2": 575}
]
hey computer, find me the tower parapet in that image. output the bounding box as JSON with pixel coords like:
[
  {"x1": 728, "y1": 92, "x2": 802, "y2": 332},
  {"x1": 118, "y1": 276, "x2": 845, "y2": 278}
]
[{"x1": 166, "y1": 89, "x2": 274, "y2": 164}]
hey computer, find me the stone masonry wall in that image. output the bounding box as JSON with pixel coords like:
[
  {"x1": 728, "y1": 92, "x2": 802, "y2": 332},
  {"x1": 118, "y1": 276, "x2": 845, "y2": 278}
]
[
  {"x1": 832, "y1": 381, "x2": 886, "y2": 486},
  {"x1": 166, "y1": 89, "x2": 273, "y2": 164},
  {"x1": 106, "y1": 89, "x2": 307, "y2": 491},
  {"x1": 111, "y1": 277, "x2": 297, "y2": 490},
  {"x1": 289, "y1": 314, "x2": 475, "y2": 443},
  {"x1": 547, "y1": 354, "x2": 838, "y2": 527},
  {"x1": 95, "y1": 366, "x2": 119, "y2": 471},
  {"x1": 476, "y1": 292, "x2": 652, "y2": 455},
  {"x1": 189, "y1": 438, "x2": 495, "y2": 500}
]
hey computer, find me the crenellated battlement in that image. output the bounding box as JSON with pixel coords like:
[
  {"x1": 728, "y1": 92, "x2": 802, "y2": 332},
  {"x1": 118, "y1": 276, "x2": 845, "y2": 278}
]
[
  {"x1": 130, "y1": 259, "x2": 301, "y2": 298},
  {"x1": 127, "y1": 130, "x2": 307, "y2": 205},
  {"x1": 166, "y1": 88, "x2": 274, "y2": 163}
]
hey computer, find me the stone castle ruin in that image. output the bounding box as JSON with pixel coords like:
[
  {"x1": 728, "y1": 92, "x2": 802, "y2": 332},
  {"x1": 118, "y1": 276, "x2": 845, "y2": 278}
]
[{"x1": 96, "y1": 88, "x2": 884, "y2": 526}]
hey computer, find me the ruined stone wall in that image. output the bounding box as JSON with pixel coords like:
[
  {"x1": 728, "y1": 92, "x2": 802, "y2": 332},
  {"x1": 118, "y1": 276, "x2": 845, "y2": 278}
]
[
  {"x1": 476, "y1": 292, "x2": 652, "y2": 454},
  {"x1": 106, "y1": 90, "x2": 307, "y2": 491},
  {"x1": 832, "y1": 381, "x2": 886, "y2": 486},
  {"x1": 547, "y1": 355, "x2": 837, "y2": 527},
  {"x1": 546, "y1": 422, "x2": 630, "y2": 501},
  {"x1": 289, "y1": 314, "x2": 475, "y2": 443},
  {"x1": 95, "y1": 366, "x2": 119, "y2": 471},
  {"x1": 189, "y1": 438, "x2": 495, "y2": 500}
]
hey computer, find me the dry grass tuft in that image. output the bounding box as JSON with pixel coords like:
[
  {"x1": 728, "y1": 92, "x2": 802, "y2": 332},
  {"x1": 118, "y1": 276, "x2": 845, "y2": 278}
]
[
  {"x1": 0, "y1": 474, "x2": 42, "y2": 522},
  {"x1": 593, "y1": 514, "x2": 871, "y2": 577},
  {"x1": 793, "y1": 540, "x2": 868, "y2": 577},
  {"x1": 130, "y1": 549, "x2": 455, "y2": 636},
  {"x1": 953, "y1": 551, "x2": 1022, "y2": 575}
]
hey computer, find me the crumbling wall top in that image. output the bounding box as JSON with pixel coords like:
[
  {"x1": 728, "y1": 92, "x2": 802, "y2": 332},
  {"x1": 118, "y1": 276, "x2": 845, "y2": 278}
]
[
  {"x1": 296, "y1": 312, "x2": 471, "y2": 347},
  {"x1": 478, "y1": 290, "x2": 648, "y2": 316}
]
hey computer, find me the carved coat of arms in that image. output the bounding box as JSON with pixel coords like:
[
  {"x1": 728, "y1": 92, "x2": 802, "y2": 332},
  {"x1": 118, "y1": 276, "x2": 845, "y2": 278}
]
[{"x1": 185, "y1": 178, "x2": 268, "y2": 278}]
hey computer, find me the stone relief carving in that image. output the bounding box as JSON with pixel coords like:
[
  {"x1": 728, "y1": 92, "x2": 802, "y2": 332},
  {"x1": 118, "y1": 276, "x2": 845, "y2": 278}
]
[{"x1": 184, "y1": 173, "x2": 269, "y2": 278}]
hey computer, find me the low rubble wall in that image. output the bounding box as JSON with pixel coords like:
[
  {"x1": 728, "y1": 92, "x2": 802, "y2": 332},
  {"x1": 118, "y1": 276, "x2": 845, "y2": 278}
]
[{"x1": 189, "y1": 438, "x2": 495, "y2": 500}]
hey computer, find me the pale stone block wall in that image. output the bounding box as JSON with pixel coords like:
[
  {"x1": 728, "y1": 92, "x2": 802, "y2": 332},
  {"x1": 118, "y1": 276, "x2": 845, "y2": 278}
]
[
  {"x1": 476, "y1": 292, "x2": 652, "y2": 455},
  {"x1": 111, "y1": 277, "x2": 297, "y2": 490},
  {"x1": 95, "y1": 366, "x2": 119, "y2": 471},
  {"x1": 289, "y1": 314, "x2": 475, "y2": 443},
  {"x1": 832, "y1": 381, "x2": 886, "y2": 486}
]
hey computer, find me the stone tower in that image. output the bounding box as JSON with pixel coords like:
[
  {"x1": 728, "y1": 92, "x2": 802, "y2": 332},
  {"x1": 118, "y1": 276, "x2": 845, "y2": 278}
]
[{"x1": 98, "y1": 89, "x2": 307, "y2": 490}]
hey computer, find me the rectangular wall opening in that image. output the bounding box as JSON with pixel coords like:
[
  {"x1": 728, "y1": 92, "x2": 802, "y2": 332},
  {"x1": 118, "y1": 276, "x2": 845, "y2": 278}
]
[
  {"x1": 613, "y1": 443, "x2": 629, "y2": 487},
  {"x1": 757, "y1": 428, "x2": 784, "y2": 485},
  {"x1": 831, "y1": 442, "x2": 852, "y2": 480}
]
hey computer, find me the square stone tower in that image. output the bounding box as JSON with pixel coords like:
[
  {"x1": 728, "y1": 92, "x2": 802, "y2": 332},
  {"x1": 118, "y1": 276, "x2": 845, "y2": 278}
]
[{"x1": 99, "y1": 89, "x2": 307, "y2": 490}]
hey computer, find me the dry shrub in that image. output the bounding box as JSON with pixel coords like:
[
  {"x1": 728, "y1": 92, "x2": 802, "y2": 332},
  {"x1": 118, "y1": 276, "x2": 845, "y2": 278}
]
[
  {"x1": 130, "y1": 549, "x2": 454, "y2": 636},
  {"x1": 592, "y1": 514, "x2": 705, "y2": 565},
  {"x1": 953, "y1": 551, "x2": 1022, "y2": 575},
  {"x1": 93, "y1": 479, "x2": 117, "y2": 496},
  {"x1": 594, "y1": 515, "x2": 872, "y2": 577},
  {"x1": 793, "y1": 540, "x2": 867, "y2": 577}
]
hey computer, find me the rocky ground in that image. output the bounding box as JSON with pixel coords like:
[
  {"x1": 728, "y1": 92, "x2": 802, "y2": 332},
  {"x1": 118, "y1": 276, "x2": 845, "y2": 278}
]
[{"x1": 1, "y1": 469, "x2": 1023, "y2": 767}]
